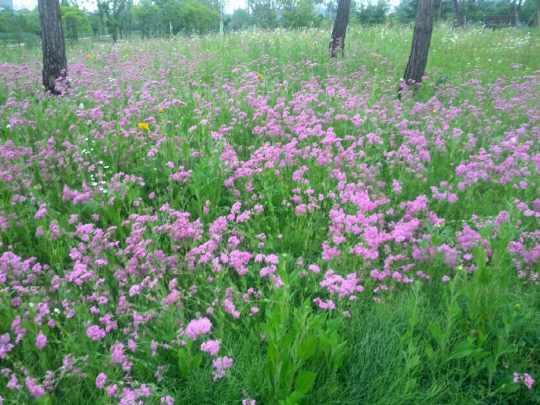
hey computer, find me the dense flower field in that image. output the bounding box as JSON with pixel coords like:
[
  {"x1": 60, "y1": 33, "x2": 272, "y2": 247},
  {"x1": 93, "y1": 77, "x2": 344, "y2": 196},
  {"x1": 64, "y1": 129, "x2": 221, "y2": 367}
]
[{"x1": 0, "y1": 27, "x2": 539, "y2": 404}]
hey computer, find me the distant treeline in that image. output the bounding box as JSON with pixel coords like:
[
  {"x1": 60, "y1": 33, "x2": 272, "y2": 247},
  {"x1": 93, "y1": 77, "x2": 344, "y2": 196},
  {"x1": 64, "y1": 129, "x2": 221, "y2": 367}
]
[{"x1": 1, "y1": 0, "x2": 538, "y2": 45}]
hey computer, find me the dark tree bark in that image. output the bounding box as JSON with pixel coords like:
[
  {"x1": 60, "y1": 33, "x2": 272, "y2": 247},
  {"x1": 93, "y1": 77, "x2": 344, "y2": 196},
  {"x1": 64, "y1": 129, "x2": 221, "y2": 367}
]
[
  {"x1": 511, "y1": 0, "x2": 517, "y2": 13},
  {"x1": 451, "y1": 0, "x2": 461, "y2": 17},
  {"x1": 38, "y1": 0, "x2": 67, "y2": 95},
  {"x1": 400, "y1": 0, "x2": 434, "y2": 96},
  {"x1": 329, "y1": 0, "x2": 351, "y2": 58}
]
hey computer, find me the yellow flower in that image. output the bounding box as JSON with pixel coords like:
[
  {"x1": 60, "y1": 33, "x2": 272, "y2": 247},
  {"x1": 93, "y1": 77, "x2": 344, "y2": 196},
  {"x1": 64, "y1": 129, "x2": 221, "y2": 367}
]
[
  {"x1": 257, "y1": 73, "x2": 263, "y2": 80},
  {"x1": 159, "y1": 108, "x2": 164, "y2": 113},
  {"x1": 87, "y1": 54, "x2": 93, "y2": 59},
  {"x1": 515, "y1": 303, "x2": 521, "y2": 311},
  {"x1": 433, "y1": 109, "x2": 437, "y2": 113},
  {"x1": 138, "y1": 122, "x2": 149, "y2": 130}
]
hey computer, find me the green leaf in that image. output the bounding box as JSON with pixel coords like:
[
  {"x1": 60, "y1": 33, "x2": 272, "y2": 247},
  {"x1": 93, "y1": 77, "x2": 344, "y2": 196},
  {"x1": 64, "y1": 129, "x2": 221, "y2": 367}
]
[
  {"x1": 267, "y1": 342, "x2": 277, "y2": 364},
  {"x1": 286, "y1": 390, "x2": 303, "y2": 404},
  {"x1": 425, "y1": 342, "x2": 434, "y2": 360},
  {"x1": 295, "y1": 371, "x2": 317, "y2": 395},
  {"x1": 406, "y1": 355, "x2": 420, "y2": 371},
  {"x1": 178, "y1": 349, "x2": 190, "y2": 377},
  {"x1": 191, "y1": 354, "x2": 203, "y2": 369},
  {"x1": 406, "y1": 377, "x2": 417, "y2": 391},
  {"x1": 501, "y1": 382, "x2": 521, "y2": 394},
  {"x1": 278, "y1": 357, "x2": 293, "y2": 391},
  {"x1": 264, "y1": 357, "x2": 275, "y2": 378},
  {"x1": 308, "y1": 312, "x2": 327, "y2": 329},
  {"x1": 449, "y1": 300, "x2": 462, "y2": 320},
  {"x1": 496, "y1": 375, "x2": 514, "y2": 387},
  {"x1": 319, "y1": 336, "x2": 331, "y2": 359},
  {"x1": 400, "y1": 330, "x2": 413, "y2": 346},
  {"x1": 428, "y1": 322, "x2": 443, "y2": 345},
  {"x1": 298, "y1": 336, "x2": 317, "y2": 362},
  {"x1": 282, "y1": 331, "x2": 296, "y2": 349},
  {"x1": 446, "y1": 341, "x2": 475, "y2": 361},
  {"x1": 36, "y1": 394, "x2": 53, "y2": 405},
  {"x1": 332, "y1": 341, "x2": 347, "y2": 370}
]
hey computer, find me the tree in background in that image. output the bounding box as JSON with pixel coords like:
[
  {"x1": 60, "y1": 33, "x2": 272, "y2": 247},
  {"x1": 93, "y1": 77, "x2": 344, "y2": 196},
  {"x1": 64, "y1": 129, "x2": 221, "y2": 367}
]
[
  {"x1": 166, "y1": 0, "x2": 219, "y2": 34},
  {"x1": 38, "y1": 0, "x2": 67, "y2": 95},
  {"x1": 400, "y1": 0, "x2": 433, "y2": 97},
  {"x1": 1, "y1": 9, "x2": 26, "y2": 44},
  {"x1": 97, "y1": 0, "x2": 130, "y2": 42},
  {"x1": 131, "y1": 0, "x2": 159, "y2": 38},
  {"x1": 394, "y1": 0, "x2": 540, "y2": 26},
  {"x1": 88, "y1": 11, "x2": 101, "y2": 37},
  {"x1": 356, "y1": 0, "x2": 389, "y2": 24},
  {"x1": 282, "y1": 0, "x2": 323, "y2": 27},
  {"x1": 394, "y1": 0, "x2": 418, "y2": 22},
  {"x1": 521, "y1": 0, "x2": 539, "y2": 26},
  {"x1": 329, "y1": 0, "x2": 351, "y2": 57},
  {"x1": 450, "y1": 0, "x2": 461, "y2": 19},
  {"x1": 229, "y1": 8, "x2": 251, "y2": 30},
  {"x1": 61, "y1": 5, "x2": 91, "y2": 41},
  {"x1": 248, "y1": 0, "x2": 280, "y2": 28}
]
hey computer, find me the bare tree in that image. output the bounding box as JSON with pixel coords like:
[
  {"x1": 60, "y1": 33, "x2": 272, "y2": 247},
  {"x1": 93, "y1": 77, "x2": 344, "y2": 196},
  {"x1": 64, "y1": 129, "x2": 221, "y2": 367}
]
[
  {"x1": 399, "y1": 0, "x2": 433, "y2": 97},
  {"x1": 329, "y1": 0, "x2": 351, "y2": 58},
  {"x1": 450, "y1": 0, "x2": 461, "y2": 19},
  {"x1": 38, "y1": 0, "x2": 67, "y2": 95},
  {"x1": 512, "y1": 0, "x2": 523, "y2": 13}
]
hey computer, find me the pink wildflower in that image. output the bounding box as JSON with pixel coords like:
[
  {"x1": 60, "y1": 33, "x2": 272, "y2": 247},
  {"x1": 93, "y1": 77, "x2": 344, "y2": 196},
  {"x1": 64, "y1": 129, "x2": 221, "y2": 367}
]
[
  {"x1": 201, "y1": 340, "x2": 220, "y2": 356},
  {"x1": 185, "y1": 317, "x2": 212, "y2": 339},
  {"x1": 36, "y1": 331, "x2": 47, "y2": 349},
  {"x1": 96, "y1": 373, "x2": 107, "y2": 389}
]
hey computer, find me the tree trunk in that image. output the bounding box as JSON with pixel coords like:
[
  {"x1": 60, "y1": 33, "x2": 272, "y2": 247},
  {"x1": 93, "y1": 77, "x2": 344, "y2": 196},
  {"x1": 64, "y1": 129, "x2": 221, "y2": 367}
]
[
  {"x1": 437, "y1": 0, "x2": 443, "y2": 21},
  {"x1": 38, "y1": 0, "x2": 67, "y2": 95},
  {"x1": 400, "y1": 0, "x2": 433, "y2": 96},
  {"x1": 329, "y1": 0, "x2": 351, "y2": 58},
  {"x1": 451, "y1": 0, "x2": 460, "y2": 17}
]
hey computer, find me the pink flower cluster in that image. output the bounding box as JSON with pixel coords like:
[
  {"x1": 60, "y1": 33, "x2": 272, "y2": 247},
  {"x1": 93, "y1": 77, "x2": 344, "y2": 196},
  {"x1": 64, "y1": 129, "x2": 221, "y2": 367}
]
[
  {"x1": 513, "y1": 372, "x2": 535, "y2": 389},
  {"x1": 185, "y1": 317, "x2": 212, "y2": 340},
  {"x1": 212, "y1": 356, "x2": 233, "y2": 381}
]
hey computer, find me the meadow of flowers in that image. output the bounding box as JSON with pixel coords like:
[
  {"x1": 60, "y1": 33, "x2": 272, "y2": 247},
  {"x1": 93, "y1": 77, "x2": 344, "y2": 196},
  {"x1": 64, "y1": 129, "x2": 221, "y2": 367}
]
[{"x1": 0, "y1": 25, "x2": 539, "y2": 404}]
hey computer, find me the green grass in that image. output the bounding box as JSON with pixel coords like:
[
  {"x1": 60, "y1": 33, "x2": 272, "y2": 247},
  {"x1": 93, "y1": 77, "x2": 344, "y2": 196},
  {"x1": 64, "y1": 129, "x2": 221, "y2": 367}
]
[{"x1": 0, "y1": 23, "x2": 539, "y2": 405}]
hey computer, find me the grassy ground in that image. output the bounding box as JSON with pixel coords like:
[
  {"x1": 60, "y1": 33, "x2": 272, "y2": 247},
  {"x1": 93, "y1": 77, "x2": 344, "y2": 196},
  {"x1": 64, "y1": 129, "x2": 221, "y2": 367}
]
[{"x1": 0, "y1": 24, "x2": 539, "y2": 405}]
